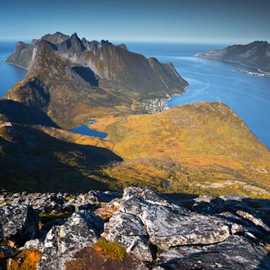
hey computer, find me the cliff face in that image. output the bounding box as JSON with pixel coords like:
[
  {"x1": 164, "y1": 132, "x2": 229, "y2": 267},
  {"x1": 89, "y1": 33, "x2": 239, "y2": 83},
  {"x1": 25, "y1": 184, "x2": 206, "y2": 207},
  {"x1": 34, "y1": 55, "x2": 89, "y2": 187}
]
[
  {"x1": 6, "y1": 33, "x2": 187, "y2": 127},
  {"x1": 6, "y1": 41, "x2": 34, "y2": 69},
  {"x1": 197, "y1": 41, "x2": 270, "y2": 74}
]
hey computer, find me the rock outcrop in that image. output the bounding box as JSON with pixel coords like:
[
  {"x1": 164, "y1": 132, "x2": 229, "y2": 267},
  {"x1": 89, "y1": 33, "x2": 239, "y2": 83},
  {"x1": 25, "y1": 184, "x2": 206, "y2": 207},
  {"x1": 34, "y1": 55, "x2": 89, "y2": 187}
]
[
  {"x1": 197, "y1": 41, "x2": 270, "y2": 75},
  {"x1": 6, "y1": 32, "x2": 188, "y2": 128},
  {"x1": 103, "y1": 212, "x2": 153, "y2": 262},
  {"x1": 116, "y1": 188, "x2": 235, "y2": 250},
  {"x1": 1, "y1": 187, "x2": 269, "y2": 270},
  {"x1": 0, "y1": 204, "x2": 38, "y2": 244},
  {"x1": 39, "y1": 211, "x2": 99, "y2": 270}
]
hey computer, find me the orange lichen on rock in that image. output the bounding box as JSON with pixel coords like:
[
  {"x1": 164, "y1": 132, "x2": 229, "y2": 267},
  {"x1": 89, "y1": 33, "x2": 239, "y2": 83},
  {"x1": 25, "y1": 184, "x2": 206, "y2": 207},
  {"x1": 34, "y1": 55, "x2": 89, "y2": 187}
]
[
  {"x1": 65, "y1": 239, "x2": 144, "y2": 270},
  {"x1": 8, "y1": 249, "x2": 41, "y2": 270},
  {"x1": 93, "y1": 239, "x2": 126, "y2": 262}
]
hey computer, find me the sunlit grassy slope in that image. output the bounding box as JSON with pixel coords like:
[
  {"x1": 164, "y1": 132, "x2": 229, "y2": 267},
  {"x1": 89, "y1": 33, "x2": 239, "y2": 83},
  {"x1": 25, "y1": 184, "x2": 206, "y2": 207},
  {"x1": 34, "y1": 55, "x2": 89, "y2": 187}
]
[
  {"x1": 92, "y1": 102, "x2": 270, "y2": 198},
  {"x1": 1, "y1": 100, "x2": 269, "y2": 197}
]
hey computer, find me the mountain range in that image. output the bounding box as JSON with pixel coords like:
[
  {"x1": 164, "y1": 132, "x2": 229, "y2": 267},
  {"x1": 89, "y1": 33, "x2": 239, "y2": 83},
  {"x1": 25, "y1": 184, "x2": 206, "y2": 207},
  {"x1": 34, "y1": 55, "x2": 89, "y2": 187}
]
[
  {"x1": 6, "y1": 32, "x2": 187, "y2": 128},
  {"x1": 197, "y1": 41, "x2": 270, "y2": 75}
]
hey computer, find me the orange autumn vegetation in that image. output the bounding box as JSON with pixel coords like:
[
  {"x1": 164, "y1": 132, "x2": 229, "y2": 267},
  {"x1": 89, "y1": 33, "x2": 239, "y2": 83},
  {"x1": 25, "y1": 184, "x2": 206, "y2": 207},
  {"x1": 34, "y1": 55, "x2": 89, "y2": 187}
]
[
  {"x1": 94, "y1": 239, "x2": 127, "y2": 261},
  {"x1": 8, "y1": 249, "x2": 41, "y2": 270},
  {"x1": 92, "y1": 102, "x2": 270, "y2": 198},
  {"x1": 65, "y1": 239, "x2": 141, "y2": 270}
]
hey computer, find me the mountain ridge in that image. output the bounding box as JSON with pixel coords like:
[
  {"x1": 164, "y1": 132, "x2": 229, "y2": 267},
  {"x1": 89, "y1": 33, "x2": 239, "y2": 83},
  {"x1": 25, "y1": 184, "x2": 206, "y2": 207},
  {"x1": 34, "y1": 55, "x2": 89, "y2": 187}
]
[
  {"x1": 197, "y1": 41, "x2": 270, "y2": 75},
  {"x1": 6, "y1": 32, "x2": 188, "y2": 128}
]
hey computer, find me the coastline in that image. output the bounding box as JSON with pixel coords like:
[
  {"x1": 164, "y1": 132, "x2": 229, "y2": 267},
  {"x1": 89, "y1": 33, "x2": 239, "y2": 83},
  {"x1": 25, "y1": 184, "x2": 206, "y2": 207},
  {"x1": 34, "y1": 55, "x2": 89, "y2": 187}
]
[
  {"x1": 5, "y1": 60, "x2": 28, "y2": 71},
  {"x1": 196, "y1": 53, "x2": 270, "y2": 78}
]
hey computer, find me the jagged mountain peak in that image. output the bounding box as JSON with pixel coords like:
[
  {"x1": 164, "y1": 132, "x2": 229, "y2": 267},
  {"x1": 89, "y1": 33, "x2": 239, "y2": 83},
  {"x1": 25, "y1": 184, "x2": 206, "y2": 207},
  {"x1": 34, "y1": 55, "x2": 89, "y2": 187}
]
[
  {"x1": 41, "y1": 31, "x2": 70, "y2": 45},
  {"x1": 6, "y1": 32, "x2": 187, "y2": 127}
]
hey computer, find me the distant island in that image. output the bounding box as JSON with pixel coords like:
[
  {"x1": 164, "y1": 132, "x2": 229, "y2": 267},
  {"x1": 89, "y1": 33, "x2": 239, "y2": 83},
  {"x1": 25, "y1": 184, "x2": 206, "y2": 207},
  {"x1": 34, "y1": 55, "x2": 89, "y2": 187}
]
[
  {"x1": 197, "y1": 41, "x2": 270, "y2": 77},
  {"x1": 6, "y1": 32, "x2": 188, "y2": 128}
]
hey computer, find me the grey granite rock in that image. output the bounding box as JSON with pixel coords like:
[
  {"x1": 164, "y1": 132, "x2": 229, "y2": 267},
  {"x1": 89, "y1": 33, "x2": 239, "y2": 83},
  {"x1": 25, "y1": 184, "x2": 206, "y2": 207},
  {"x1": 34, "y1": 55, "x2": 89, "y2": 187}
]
[
  {"x1": 119, "y1": 187, "x2": 232, "y2": 250},
  {"x1": 158, "y1": 235, "x2": 270, "y2": 270},
  {"x1": 38, "y1": 210, "x2": 98, "y2": 270},
  {"x1": 236, "y1": 210, "x2": 270, "y2": 232},
  {"x1": 102, "y1": 212, "x2": 153, "y2": 262},
  {"x1": 0, "y1": 204, "x2": 38, "y2": 243},
  {"x1": 23, "y1": 239, "x2": 43, "y2": 251},
  {"x1": 0, "y1": 188, "x2": 269, "y2": 270}
]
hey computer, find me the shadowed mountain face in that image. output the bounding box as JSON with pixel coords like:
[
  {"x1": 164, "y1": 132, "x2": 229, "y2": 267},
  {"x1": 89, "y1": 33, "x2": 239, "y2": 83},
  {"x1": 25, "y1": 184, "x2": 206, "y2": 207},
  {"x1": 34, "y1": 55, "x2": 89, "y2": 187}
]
[
  {"x1": 197, "y1": 41, "x2": 270, "y2": 73},
  {"x1": 0, "y1": 96, "x2": 123, "y2": 192},
  {"x1": 0, "y1": 99, "x2": 57, "y2": 127},
  {"x1": 0, "y1": 122, "x2": 122, "y2": 192},
  {"x1": 6, "y1": 32, "x2": 187, "y2": 128}
]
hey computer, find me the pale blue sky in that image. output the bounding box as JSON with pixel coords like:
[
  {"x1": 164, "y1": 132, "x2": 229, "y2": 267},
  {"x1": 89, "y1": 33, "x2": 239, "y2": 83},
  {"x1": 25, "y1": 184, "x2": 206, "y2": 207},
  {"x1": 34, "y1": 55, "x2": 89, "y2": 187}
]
[{"x1": 0, "y1": 0, "x2": 269, "y2": 43}]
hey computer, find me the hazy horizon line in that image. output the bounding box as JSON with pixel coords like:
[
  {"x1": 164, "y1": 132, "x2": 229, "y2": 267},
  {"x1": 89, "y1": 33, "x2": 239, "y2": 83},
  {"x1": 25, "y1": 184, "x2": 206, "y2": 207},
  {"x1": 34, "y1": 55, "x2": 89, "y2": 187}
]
[{"x1": 0, "y1": 35, "x2": 268, "y2": 46}]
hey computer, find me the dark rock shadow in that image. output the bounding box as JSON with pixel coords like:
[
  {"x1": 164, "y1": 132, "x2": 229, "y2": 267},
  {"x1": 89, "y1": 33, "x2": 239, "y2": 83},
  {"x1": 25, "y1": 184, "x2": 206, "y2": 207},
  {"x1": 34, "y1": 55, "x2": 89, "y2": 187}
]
[
  {"x1": 0, "y1": 125, "x2": 122, "y2": 193},
  {"x1": 72, "y1": 66, "x2": 99, "y2": 87},
  {"x1": 0, "y1": 99, "x2": 58, "y2": 127}
]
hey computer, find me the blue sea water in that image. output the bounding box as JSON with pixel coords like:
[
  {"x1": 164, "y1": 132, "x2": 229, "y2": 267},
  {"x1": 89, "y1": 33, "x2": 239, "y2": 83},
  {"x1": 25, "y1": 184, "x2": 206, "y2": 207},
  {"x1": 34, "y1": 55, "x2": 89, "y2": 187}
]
[
  {"x1": 0, "y1": 42, "x2": 26, "y2": 96},
  {"x1": 0, "y1": 41, "x2": 270, "y2": 147},
  {"x1": 127, "y1": 42, "x2": 270, "y2": 148}
]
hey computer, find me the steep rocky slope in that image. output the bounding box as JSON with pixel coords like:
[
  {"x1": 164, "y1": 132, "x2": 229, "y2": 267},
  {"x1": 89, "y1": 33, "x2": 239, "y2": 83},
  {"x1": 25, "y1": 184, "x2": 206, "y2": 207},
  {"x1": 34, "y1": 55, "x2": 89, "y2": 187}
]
[
  {"x1": 197, "y1": 41, "x2": 270, "y2": 75},
  {"x1": 92, "y1": 102, "x2": 270, "y2": 198},
  {"x1": 6, "y1": 32, "x2": 187, "y2": 128},
  {"x1": 0, "y1": 187, "x2": 269, "y2": 270},
  {"x1": 0, "y1": 123, "x2": 122, "y2": 192},
  {"x1": 0, "y1": 100, "x2": 122, "y2": 192}
]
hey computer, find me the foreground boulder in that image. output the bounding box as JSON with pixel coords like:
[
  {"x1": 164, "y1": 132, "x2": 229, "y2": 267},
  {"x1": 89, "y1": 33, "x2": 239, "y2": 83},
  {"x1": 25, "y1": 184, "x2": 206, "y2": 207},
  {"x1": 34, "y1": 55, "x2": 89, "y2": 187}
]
[
  {"x1": 116, "y1": 187, "x2": 235, "y2": 249},
  {"x1": 38, "y1": 211, "x2": 99, "y2": 270},
  {"x1": 0, "y1": 204, "x2": 38, "y2": 245},
  {"x1": 65, "y1": 239, "x2": 149, "y2": 270},
  {"x1": 103, "y1": 212, "x2": 153, "y2": 262},
  {"x1": 158, "y1": 235, "x2": 270, "y2": 270}
]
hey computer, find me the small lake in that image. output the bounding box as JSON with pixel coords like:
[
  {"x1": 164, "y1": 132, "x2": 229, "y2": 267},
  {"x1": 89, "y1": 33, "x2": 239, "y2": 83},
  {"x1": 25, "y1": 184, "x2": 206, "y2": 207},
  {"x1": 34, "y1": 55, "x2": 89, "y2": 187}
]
[{"x1": 71, "y1": 124, "x2": 107, "y2": 138}]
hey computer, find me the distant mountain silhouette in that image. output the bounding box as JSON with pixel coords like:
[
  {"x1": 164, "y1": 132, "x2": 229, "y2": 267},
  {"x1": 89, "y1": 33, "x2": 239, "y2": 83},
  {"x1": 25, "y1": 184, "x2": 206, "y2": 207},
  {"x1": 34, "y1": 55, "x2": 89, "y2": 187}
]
[{"x1": 197, "y1": 41, "x2": 270, "y2": 74}]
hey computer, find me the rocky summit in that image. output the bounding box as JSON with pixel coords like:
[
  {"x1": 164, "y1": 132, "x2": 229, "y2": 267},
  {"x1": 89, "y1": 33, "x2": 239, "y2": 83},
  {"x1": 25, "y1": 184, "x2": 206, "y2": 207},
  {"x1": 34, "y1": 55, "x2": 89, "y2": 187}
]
[
  {"x1": 0, "y1": 187, "x2": 270, "y2": 270},
  {"x1": 6, "y1": 32, "x2": 187, "y2": 128}
]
